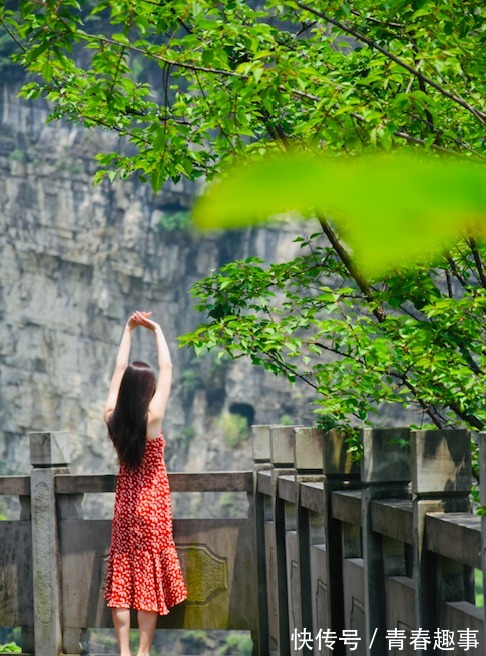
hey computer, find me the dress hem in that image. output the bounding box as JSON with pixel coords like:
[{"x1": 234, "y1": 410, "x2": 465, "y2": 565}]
[{"x1": 105, "y1": 595, "x2": 187, "y2": 616}]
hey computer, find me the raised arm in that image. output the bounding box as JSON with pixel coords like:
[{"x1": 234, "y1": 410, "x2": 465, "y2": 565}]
[
  {"x1": 134, "y1": 313, "x2": 173, "y2": 433},
  {"x1": 103, "y1": 313, "x2": 139, "y2": 424},
  {"x1": 151, "y1": 323, "x2": 173, "y2": 421}
]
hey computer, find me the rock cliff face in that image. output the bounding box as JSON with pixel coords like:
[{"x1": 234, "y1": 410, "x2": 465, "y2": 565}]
[{"x1": 0, "y1": 81, "x2": 317, "y2": 486}]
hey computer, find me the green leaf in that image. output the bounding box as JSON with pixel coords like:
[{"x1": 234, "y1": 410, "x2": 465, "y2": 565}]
[
  {"x1": 150, "y1": 166, "x2": 164, "y2": 194},
  {"x1": 193, "y1": 151, "x2": 486, "y2": 273}
]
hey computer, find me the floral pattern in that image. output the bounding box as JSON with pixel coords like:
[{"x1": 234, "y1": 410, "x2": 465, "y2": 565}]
[{"x1": 105, "y1": 434, "x2": 187, "y2": 615}]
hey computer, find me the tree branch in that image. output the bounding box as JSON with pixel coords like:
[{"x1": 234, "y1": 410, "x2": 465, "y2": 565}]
[
  {"x1": 313, "y1": 341, "x2": 445, "y2": 428},
  {"x1": 467, "y1": 237, "x2": 486, "y2": 289},
  {"x1": 324, "y1": 340, "x2": 484, "y2": 430},
  {"x1": 78, "y1": 31, "x2": 244, "y2": 78},
  {"x1": 263, "y1": 352, "x2": 319, "y2": 390},
  {"x1": 316, "y1": 214, "x2": 386, "y2": 323},
  {"x1": 446, "y1": 401, "x2": 484, "y2": 431},
  {"x1": 296, "y1": 2, "x2": 486, "y2": 124},
  {"x1": 0, "y1": 17, "x2": 26, "y2": 52},
  {"x1": 290, "y1": 88, "x2": 475, "y2": 157},
  {"x1": 349, "y1": 9, "x2": 404, "y2": 30},
  {"x1": 444, "y1": 253, "x2": 468, "y2": 289}
]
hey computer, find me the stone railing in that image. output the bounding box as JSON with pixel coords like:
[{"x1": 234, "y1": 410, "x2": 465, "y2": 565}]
[
  {"x1": 1, "y1": 427, "x2": 486, "y2": 655},
  {"x1": 0, "y1": 432, "x2": 257, "y2": 656},
  {"x1": 252, "y1": 425, "x2": 486, "y2": 656}
]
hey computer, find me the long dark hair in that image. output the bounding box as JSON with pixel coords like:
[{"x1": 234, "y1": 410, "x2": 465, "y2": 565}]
[{"x1": 107, "y1": 361, "x2": 156, "y2": 469}]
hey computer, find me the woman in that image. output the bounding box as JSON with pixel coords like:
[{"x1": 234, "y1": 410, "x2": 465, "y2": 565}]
[{"x1": 104, "y1": 311, "x2": 187, "y2": 656}]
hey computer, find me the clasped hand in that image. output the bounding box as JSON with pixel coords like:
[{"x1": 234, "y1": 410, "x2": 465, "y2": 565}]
[{"x1": 127, "y1": 311, "x2": 160, "y2": 332}]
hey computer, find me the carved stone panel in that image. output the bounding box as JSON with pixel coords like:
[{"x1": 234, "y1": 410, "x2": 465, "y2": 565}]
[
  {"x1": 177, "y1": 544, "x2": 227, "y2": 604},
  {"x1": 59, "y1": 516, "x2": 257, "y2": 632}
]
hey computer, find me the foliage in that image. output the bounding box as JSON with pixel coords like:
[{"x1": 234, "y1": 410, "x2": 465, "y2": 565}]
[
  {"x1": 0, "y1": 644, "x2": 21, "y2": 654},
  {"x1": 181, "y1": 424, "x2": 196, "y2": 450},
  {"x1": 0, "y1": 22, "x2": 19, "y2": 75},
  {"x1": 157, "y1": 210, "x2": 192, "y2": 232},
  {"x1": 1, "y1": 1, "x2": 485, "y2": 441},
  {"x1": 219, "y1": 633, "x2": 254, "y2": 655},
  {"x1": 475, "y1": 569, "x2": 484, "y2": 609},
  {"x1": 180, "y1": 362, "x2": 203, "y2": 396},
  {"x1": 216, "y1": 413, "x2": 250, "y2": 448},
  {"x1": 279, "y1": 414, "x2": 295, "y2": 426},
  {"x1": 1, "y1": 0, "x2": 484, "y2": 190},
  {"x1": 181, "y1": 241, "x2": 486, "y2": 435},
  {"x1": 8, "y1": 148, "x2": 26, "y2": 163}
]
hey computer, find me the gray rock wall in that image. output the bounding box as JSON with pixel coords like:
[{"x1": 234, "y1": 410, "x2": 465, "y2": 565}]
[{"x1": 0, "y1": 81, "x2": 317, "y2": 485}]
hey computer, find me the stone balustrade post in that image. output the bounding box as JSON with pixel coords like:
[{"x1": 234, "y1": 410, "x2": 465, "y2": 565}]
[
  {"x1": 269, "y1": 425, "x2": 296, "y2": 656},
  {"x1": 292, "y1": 427, "x2": 326, "y2": 655},
  {"x1": 321, "y1": 429, "x2": 361, "y2": 656},
  {"x1": 252, "y1": 425, "x2": 297, "y2": 655},
  {"x1": 252, "y1": 424, "x2": 272, "y2": 656},
  {"x1": 411, "y1": 429, "x2": 471, "y2": 655},
  {"x1": 296, "y1": 428, "x2": 360, "y2": 656},
  {"x1": 361, "y1": 427, "x2": 412, "y2": 656},
  {"x1": 30, "y1": 431, "x2": 70, "y2": 656},
  {"x1": 18, "y1": 492, "x2": 35, "y2": 654},
  {"x1": 277, "y1": 427, "x2": 322, "y2": 656}
]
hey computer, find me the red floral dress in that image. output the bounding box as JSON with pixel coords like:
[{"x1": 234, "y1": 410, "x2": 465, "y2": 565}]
[{"x1": 105, "y1": 434, "x2": 187, "y2": 615}]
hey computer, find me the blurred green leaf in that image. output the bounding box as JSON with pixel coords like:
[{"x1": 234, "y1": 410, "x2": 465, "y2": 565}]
[{"x1": 193, "y1": 152, "x2": 485, "y2": 272}]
